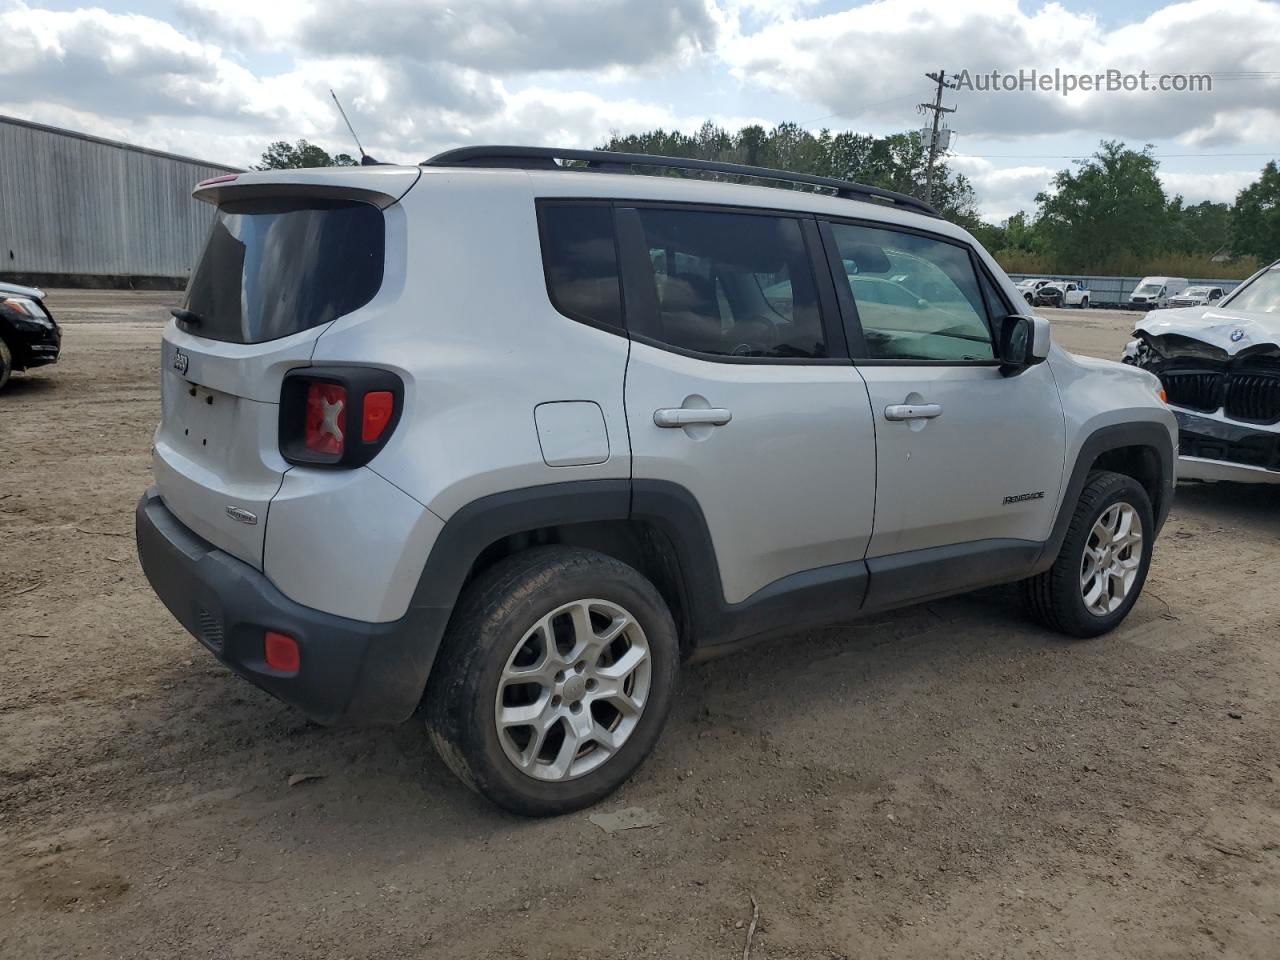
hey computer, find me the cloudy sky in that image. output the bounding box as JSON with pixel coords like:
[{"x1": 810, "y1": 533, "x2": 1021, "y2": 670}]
[{"x1": 1, "y1": 0, "x2": 1277, "y2": 221}]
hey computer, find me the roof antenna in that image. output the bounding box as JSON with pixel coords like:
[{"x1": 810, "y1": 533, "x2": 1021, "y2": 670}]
[{"x1": 330, "y1": 89, "x2": 380, "y2": 166}]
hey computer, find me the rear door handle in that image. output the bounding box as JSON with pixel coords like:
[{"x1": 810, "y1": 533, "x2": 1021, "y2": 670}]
[
  {"x1": 653, "y1": 408, "x2": 733, "y2": 428},
  {"x1": 884, "y1": 403, "x2": 942, "y2": 421}
]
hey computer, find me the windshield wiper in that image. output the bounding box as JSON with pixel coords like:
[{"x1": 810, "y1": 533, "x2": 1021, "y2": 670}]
[{"x1": 170, "y1": 307, "x2": 205, "y2": 327}]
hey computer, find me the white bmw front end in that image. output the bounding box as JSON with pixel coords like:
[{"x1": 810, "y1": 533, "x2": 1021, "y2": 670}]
[{"x1": 1122, "y1": 263, "x2": 1280, "y2": 485}]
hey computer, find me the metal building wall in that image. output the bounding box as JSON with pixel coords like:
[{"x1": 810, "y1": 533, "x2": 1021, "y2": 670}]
[{"x1": 0, "y1": 116, "x2": 240, "y2": 281}]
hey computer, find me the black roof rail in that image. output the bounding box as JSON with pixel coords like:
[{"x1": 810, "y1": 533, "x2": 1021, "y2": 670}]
[{"x1": 423, "y1": 145, "x2": 941, "y2": 218}]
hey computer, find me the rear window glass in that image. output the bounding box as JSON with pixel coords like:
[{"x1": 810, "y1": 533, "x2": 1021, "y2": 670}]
[
  {"x1": 182, "y1": 198, "x2": 384, "y2": 344},
  {"x1": 538, "y1": 204, "x2": 623, "y2": 331}
]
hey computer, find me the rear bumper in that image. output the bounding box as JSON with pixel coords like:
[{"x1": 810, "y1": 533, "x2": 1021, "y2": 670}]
[{"x1": 135, "y1": 489, "x2": 450, "y2": 725}]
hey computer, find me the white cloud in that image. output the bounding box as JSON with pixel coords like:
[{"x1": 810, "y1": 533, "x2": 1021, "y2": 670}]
[
  {"x1": 175, "y1": 0, "x2": 309, "y2": 50},
  {"x1": 949, "y1": 155, "x2": 1058, "y2": 223},
  {"x1": 0, "y1": 4, "x2": 265, "y2": 123},
  {"x1": 1179, "y1": 108, "x2": 1280, "y2": 148},
  {"x1": 179, "y1": 0, "x2": 717, "y2": 73},
  {"x1": 0, "y1": 0, "x2": 1274, "y2": 220},
  {"x1": 722, "y1": 0, "x2": 1280, "y2": 145},
  {"x1": 0, "y1": 2, "x2": 725, "y2": 167},
  {"x1": 1160, "y1": 170, "x2": 1259, "y2": 204}
]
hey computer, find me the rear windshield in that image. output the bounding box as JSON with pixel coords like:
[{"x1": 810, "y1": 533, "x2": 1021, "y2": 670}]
[{"x1": 182, "y1": 197, "x2": 384, "y2": 344}]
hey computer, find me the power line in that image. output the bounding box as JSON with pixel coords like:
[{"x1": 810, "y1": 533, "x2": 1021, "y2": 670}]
[
  {"x1": 951, "y1": 151, "x2": 1277, "y2": 159},
  {"x1": 1180, "y1": 72, "x2": 1280, "y2": 78}
]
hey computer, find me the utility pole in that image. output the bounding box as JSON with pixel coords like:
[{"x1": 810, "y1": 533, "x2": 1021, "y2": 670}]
[{"x1": 918, "y1": 70, "x2": 957, "y2": 205}]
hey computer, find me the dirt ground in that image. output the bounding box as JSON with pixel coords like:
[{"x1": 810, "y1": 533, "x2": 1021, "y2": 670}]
[{"x1": 2, "y1": 292, "x2": 1278, "y2": 959}]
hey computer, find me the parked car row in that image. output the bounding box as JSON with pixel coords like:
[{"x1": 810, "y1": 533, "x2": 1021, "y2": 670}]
[
  {"x1": 1014, "y1": 277, "x2": 1089, "y2": 308},
  {"x1": 1014, "y1": 276, "x2": 1230, "y2": 312},
  {"x1": 0, "y1": 280, "x2": 60, "y2": 390}
]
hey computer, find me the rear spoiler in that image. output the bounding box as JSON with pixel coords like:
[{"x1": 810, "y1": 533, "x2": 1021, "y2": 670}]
[{"x1": 192, "y1": 166, "x2": 421, "y2": 209}]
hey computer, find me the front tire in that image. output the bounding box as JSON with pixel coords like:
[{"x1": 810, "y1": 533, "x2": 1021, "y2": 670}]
[
  {"x1": 1023, "y1": 471, "x2": 1153, "y2": 638},
  {"x1": 426, "y1": 547, "x2": 679, "y2": 816}
]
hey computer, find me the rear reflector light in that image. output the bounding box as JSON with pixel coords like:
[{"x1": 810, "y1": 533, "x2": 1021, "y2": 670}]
[
  {"x1": 304, "y1": 382, "x2": 347, "y2": 456},
  {"x1": 362, "y1": 390, "x2": 394, "y2": 442},
  {"x1": 264, "y1": 631, "x2": 300, "y2": 673}
]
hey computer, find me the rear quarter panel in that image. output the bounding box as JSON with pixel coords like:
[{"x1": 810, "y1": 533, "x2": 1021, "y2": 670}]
[{"x1": 310, "y1": 170, "x2": 632, "y2": 519}]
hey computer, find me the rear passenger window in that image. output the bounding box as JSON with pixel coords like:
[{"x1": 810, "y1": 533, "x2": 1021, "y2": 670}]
[
  {"x1": 635, "y1": 208, "x2": 826, "y2": 360},
  {"x1": 829, "y1": 222, "x2": 996, "y2": 362},
  {"x1": 539, "y1": 204, "x2": 623, "y2": 331}
]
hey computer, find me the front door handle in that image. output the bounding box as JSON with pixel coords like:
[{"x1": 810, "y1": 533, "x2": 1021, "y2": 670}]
[
  {"x1": 654, "y1": 407, "x2": 733, "y2": 428},
  {"x1": 884, "y1": 403, "x2": 943, "y2": 421}
]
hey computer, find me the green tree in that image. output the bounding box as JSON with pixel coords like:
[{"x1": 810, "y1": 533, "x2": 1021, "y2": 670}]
[
  {"x1": 1034, "y1": 141, "x2": 1168, "y2": 270},
  {"x1": 1164, "y1": 198, "x2": 1232, "y2": 256},
  {"x1": 1004, "y1": 211, "x2": 1042, "y2": 252},
  {"x1": 1231, "y1": 161, "x2": 1280, "y2": 263},
  {"x1": 971, "y1": 210, "x2": 1044, "y2": 257},
  {"x1": 254, "y1": 139, "x2": 357, "y2": 170},
  {"x1": 599, "y1": 122, "x2": 977, "y2": 221}
]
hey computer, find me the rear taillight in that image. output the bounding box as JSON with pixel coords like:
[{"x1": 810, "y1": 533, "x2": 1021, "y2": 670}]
[
  {"x1": 304, "y1": 382, "x2": 347, "y2": 455},
  {"x1": 280, "y1": 368, "x2": 403, "y2": 468}
]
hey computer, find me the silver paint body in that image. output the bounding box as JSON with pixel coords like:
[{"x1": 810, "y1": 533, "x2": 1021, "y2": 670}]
[{"x1": 150, "y1": 164, "x2": 1175, "y2": 624}]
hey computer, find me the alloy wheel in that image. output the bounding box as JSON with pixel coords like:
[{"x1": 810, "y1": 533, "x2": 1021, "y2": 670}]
[
  {"x1": 1080, "y1": 502, "x2": 1143, "y2": 616},
  {"x1": 494, "y1": 599, "x2": 652, "y2": 781}
]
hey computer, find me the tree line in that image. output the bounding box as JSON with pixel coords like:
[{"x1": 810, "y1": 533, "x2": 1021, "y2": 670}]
[
  {"x1": 256, "y1": 127, "x2": 1279, "y2": 278},
  {"x1": 976, "y1": 140, "x2": 1277, "y2": 279}
]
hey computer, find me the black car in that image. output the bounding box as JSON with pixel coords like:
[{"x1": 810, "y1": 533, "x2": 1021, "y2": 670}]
[{"x1": 0, "y1": 281, "x2": 60, "y2": 390}]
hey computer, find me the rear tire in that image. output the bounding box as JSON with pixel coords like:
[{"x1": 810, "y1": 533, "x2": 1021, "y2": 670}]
[
  {"x1": 1023, "y1": 471, "x2": 1153, "y2": 638},
  {"x1": 425, "y1": 546, "x2": 679, "y2": 817},
  {"x1": 0, "y1": 339, "x2": 12, "y2": 391},
  {"x1": 1080, "y1": 297, "x2": 1089, "y2": 309}
]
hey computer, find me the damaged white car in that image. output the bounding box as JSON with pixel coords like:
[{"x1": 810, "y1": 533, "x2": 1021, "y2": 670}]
[{"x1": 1123, "y1": 260, "x2": 1280, "y2": 484}]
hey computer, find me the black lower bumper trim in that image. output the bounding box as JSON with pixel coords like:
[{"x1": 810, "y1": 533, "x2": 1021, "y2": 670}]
[
  {"x1": 135, "y1": 489, "x2": 450, "y2": 725},
  {"x1": 1175, "y1": 411, "x2": 1280, "y2": 472}
]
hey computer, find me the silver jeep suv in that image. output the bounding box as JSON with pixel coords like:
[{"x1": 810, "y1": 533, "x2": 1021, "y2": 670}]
[{"x1": 136, "y1": 147, "x2": 1176, "y2": 815}]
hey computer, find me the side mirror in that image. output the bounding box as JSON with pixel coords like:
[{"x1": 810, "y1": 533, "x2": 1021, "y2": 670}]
[{"x1": 998, "y1": 314, "x2": 1050, "y2": 375}]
